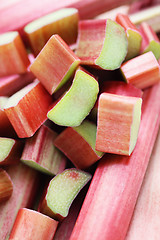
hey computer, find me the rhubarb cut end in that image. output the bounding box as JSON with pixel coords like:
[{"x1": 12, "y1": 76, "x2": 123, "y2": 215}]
[
  {"x1": 0, "y1": 31, "x2": 18, "y2": 45},
  {"x1": 129, "y1": 98, "x2": 142, "y2": 155},
  {"x1": 143, "y1": 41, "x2": 160, "y2": 60},
  {"x1": 95, "y1": 19, "x2": 128, "y2": 70},
  {"x1": 125, "y1": 29, "x2": 142, "y2": 60},
  {"x1": 0, "y1": 138, "x2": 15, "y2": 162},
  {"x1": 46, "y1": 169, "x2": 91, "y2": 219}
]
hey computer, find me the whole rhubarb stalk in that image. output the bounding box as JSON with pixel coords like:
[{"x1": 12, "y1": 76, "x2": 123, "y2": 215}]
[{"x1": 70, "y1": 82, "x2": 160, "y2": 240}]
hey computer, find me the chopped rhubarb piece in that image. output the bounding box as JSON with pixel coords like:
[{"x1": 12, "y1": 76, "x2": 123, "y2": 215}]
[
  {"x1": 0, "y1": 137, "x2": 23, "y2": 165},
  {"x1": 0, "y1": 72, "x2": 35, "y2": 96},
  {"x1": 30, "y1": 34, "x2": 80, "y2": 95},
  {"x1": 121, "y1": 51, "x2": 160, "y2": 89},
  {"x1": 24, "y1": 8, "x2": 79, "y2": 56},
  {"x1": 47, "y1": 68, "x2": 99, "y2": 127},
  {"x1": 116, "y1": 14, "x2": 142, "y2": 60},
  {"x1": 125, "y1": 131, "x2": 160, "y2": 239},
  {"x1": 76, "y1": 19, "x2": 127, "y2": 70},
  {"x1": 0, "y1": 31, "x2": 30, "y2": 77},
  {"x1": 139, "y1": 22, "x2": 160, "y2": 60},
  {"x1": 21, "y1": 125, "x2": 66, "y2": 175},
  {"x1": 96, "y1": 93, "x2": 142, "y2": 155},
  {"x1": 40, "y1": 169, "x2": 91, "y2": 221},
  {"x1": 9, "y1": 208, "x2": 58, "y2": 240},
  {"x1": 54, "y1": 120, "x2": 103, "y2": 169},
  {"x1": 70, "y1": 82, "x2": 160, "y2": 240},
  {"x1": 0, "y1": 163, "x2": 39, "y2": 240},
  {"x1": 4, "y1": 81, "x2": 52, "y2": 138},
  {"x1": 0, "y1": 168, "x2": 13, "y2": 203}
]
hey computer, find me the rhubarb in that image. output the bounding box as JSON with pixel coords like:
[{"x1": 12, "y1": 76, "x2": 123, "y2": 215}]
[
  {"x1": 70, "y1": 82, "x2": 160, "y2": 240},
  {"x1": 0, "y1": 31, "x2": 30, "y2": 77},
  {"x1": 121, "y1": 51, "x2": 160, "y2": 89},
  {"x1": 4, "y1": 81, "x2": 53, "y2": 138},
  {"x1": 40, "y1": 169, "x2": 91, "y2": 220},
  {"x1": 30, "y1": 34, "x2": 80, "y2": 95},
  {"x1": 96, "y1": 93, "x2": 142, "y2": 155},
  {"x1": 0, "y1": 169, "x2": 13, "y2": 203},
  {"x1": 116, "y1": 14, "x2": 142, "y2": 60},
  {"x1": 9, "y1": 208, "x2": 58, "y2": 240},
  {"x1": 76, "y1": 19, "x2": 128, "y2": 70},
  {"x1": 21, "y1": 125, "x2": 66, "y2": 175},
  {"x1": 0, "y1": 163, "x2": 39, "y2": 240},
  {"x1": 24, "y1": 8, "x2": 79, "y2": 56},
  {"x1": 54, "y1": 120, "x2": 104, "y2": 169},
  {"x1": 139, "y1": 21, "x2": 160, "y2": 60},
  {"x1": 47, "y1": 68, "x2": 99, "y2": 127}
]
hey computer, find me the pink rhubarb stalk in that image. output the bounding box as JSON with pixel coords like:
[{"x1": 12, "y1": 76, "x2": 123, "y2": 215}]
[{"x1": 70, "y1": 82, "x2": 160, "y2": 240}]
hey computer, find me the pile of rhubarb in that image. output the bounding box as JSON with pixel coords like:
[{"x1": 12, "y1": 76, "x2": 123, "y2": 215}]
[{"x1": 0, "y1": 0, "x2": 160, "y2": 239}]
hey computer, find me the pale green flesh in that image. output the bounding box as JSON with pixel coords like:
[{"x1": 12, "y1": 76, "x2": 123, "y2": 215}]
[
  {"x1": 129, "y1": 98, "x2": 142, "y2": 155},
  {"x1": 54, "y1": 60, "x2": 80, "y2": 93},
  {"x1": 0, "y1": 31, "x2": 18, "y2": 45},
  {"x1": 25, "y1": 8, "x2": 78, "y2": 33},
  {"x1": 0, "y1": 97, "x2": 8, "y2": 109},
  {"x1": 46, "y1": 169, "x2": 91, "y2": 217},
  {"x1": 47, "y1": 69, "x2": 99, "y2": 127},
  {"x1": 21, "y1": 160, "x2": 54, "y2": 176},
  {"x1": 73, "y1": 120, "x2": 103, "y2": 157},
  {"x1": 0, "y1": 138, "x2": 15, "y2": 162},
  {"x1": 125, "y1": 29, "x2": 142, "y2": 60},
  {"x1": 95, "y1": 19, "x2": 128, "y2": 70},
  {"x1": 143, "y1": 40, "x2": 160, "y2": 60}
]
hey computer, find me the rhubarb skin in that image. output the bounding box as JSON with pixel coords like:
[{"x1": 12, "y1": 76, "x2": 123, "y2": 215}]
[
  {"x1": 24, "y1": 8, "x2": 79, "y2": 56},
  {"x1": 96, "y1": 93, "x2": 142, "y2": 155},
  {"x1": 0, "y1": 168, "x2": 13, "y2": 203},
  {"x1": 125, "y1": 132, "x2": 160, "y2": 240},
  {"x1": 47, "y1": 68, "x2": 99, "y2": 127},
  {"x1": 70, "y1": 82, "x2": 160, "y2": 240},
  {"x1": 40, "y1": 169, "x2": 91, "y2": 221},
  {"x1": 54, "y1": 120, "x2": 103, "y2": 169},
  {"x1": 0, "y1": 72, "x2": 35, "y2": 96},
  {"x1": 21, "y1": 125, "x2": 66, "y2": 175},
  {"x1": 116, "y1": 14, "x2": 142, "y2": 60},
  {"x1": 9, "y1": 208, "x2": 58, "y2": 240},
  {"x1": 0, "y1": 163, "x2": 39, "y2": 240},
  {"x1": 76, "y1": 19, "x2": 128, "y2": 70},
  {"x1": 30, "y1": 34, "x2": 80, "y2": 95},
  {"x1": 139, "y1": 22, "x2": 160, "y2": 60},
  {"x1": 121, "y1": 51, "x2": 160, "y2": 89},
  {"x1": 0, "y1": 137, "x2": 23, "y2": 165},
  {"x1": 0, "y1": 31, "x2": 30, "y2": 77},
  {"x1": 4, "y1": 81, "x2": 53, "y2": 138}
]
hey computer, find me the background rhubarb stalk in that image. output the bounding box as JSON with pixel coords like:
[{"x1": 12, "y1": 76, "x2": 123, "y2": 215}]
[{"x1": 70, "y1": 82, "x2": 160, "y2": 240}]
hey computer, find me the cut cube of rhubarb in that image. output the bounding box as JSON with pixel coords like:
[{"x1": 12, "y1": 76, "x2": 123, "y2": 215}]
[
  {"x1": 116, "y1": 14, "x2": 142, "y2": 60},
  {"x1": 24, "y1": 8, "x2": 79, "y2": 56},
  {"x1": 54, "y1": 120, "x2": 104, "y2": 169},
  {"x1": 96, "y1": 93, "x2": 142, "y2": 155},
  {"x1": 121, "y1": 51, "x2": 160, "y2": 89},
  {"x1": 0, "y1": 31, "x2": 30, "y2": 77},
  {"x1": 0, "y1": 72, "x2": 35, "y2": 97},
  {"x1": 139, "y1": 22, "x2": 160, "y2": 60},
  {"x1": 9, "y1": 208, "x2": 58, "y2": 240},
  {"x1": 0, "y1": 168, "x2": 13, "y2": 203},
  {"x1": 70, "y1": 82, "x2": 160, "y2": 240},
  {"x1": 30, "y1": 34, "x2": 80, "y2": 95},
  {"x1": 0, "y1": 163, "x2": 39, "y2": 240},
  {"x1": 76, "y1": 19, "x2": 128, "y2": 70},
  {"x1": 4, "y1": 81, "x2": 52, "y2": 138},
  {"x1": 21, "y1": 125, "x2": 66, "y2": 175},
  {"x1": 47, "y1": 68, "x2": 99, "y2": 127},
  {"x1": 0, "y1": 137, "x2": 23, "y2": 165},
  {"x1": 40, "y1": 169, "x2": 91, "y2": 220},
  {"x1": 125, "y1": 130, "x2": 160, "y2": 240}
]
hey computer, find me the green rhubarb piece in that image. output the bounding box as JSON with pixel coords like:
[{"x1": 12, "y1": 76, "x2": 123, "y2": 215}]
[
  {"x1": 45, "y1": 168, "x2": 91, "y2": 219},
  {"x1": 0, "y1": 138, "x2": 15, "y2": 162},
  {"x1": 95, "y1": 19, "x2": 128, "y2": 70},
  {"x1": 73, "y1": 120, "x2": 103, "y2": 157},
  {"x1": 47, "y1": 69, "x2": 99, "y2": 127},
  {"x1": 143, "y1": 41, "x2": 160, "y2": 60},
  {"x1": 126, "y1": 29, "x2": 142, "y2": 60}
]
